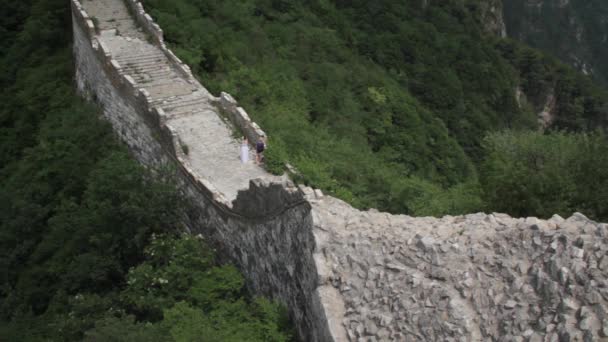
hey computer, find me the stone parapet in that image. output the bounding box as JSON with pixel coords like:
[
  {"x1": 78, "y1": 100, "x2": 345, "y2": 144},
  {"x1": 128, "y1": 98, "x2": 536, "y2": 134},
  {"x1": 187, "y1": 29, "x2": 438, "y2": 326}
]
[
  {"x1": 215, "y1": 92, "x2": 267, "y2": 144},
  {"x1": 122, "y1": 0, "x2": 194, "y2": 80}
]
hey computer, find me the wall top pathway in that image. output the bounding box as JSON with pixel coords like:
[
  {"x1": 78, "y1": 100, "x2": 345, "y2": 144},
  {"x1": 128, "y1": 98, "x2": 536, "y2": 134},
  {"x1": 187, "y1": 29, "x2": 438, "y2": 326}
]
[{"x1": 81, "y1": 0, "x2": 274, "y2": 202}]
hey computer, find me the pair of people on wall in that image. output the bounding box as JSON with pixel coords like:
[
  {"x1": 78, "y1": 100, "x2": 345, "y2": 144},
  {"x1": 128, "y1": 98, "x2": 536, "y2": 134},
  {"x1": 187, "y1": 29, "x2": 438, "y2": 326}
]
[{"x1": 240, "y1": 136, "x2": 265, "y2": 165}]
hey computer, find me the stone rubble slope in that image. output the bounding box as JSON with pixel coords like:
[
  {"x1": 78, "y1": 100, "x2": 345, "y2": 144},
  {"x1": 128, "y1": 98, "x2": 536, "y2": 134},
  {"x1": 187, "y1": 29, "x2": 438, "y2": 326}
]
[
  {"x1": 81, "y1": 0, "x2": 269, "y2": 201},
  {"x1": 309, "y1": 194, "x2": 608, "y2": 341}
]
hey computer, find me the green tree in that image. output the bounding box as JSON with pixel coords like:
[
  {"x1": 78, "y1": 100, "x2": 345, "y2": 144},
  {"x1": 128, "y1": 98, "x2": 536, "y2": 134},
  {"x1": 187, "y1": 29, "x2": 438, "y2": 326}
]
[{"x1": 480, "y1": 130, "x2": 608, "y2": 220}]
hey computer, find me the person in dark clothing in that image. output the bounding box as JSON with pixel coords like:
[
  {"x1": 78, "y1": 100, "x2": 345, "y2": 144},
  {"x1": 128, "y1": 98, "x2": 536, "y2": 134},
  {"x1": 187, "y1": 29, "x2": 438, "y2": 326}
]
[{"x1": 255, "y1": 136, "x2": 266, "y2": 164}]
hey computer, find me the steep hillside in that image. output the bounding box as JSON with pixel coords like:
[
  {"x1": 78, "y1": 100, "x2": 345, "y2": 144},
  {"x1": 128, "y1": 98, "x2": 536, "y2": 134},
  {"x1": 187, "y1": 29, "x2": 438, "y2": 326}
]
[{"x1": 503, "y1": 0, "x2": 608, "y2": 85}]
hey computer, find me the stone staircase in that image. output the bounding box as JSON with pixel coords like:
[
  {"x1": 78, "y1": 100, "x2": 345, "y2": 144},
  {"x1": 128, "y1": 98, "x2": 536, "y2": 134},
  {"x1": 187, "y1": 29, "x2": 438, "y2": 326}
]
[{"x1": 81, "y1": 0, "x2": 270, "y2": 201}]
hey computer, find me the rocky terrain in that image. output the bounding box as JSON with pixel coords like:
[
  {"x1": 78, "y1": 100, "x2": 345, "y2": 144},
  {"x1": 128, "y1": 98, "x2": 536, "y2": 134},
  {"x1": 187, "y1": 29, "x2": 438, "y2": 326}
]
[
  {"x1": 310, "y1": 194, "x2": 608, "y2": 341},
  {"x1": 479, "y1": 0, "x2": 507, "y2": 37}
]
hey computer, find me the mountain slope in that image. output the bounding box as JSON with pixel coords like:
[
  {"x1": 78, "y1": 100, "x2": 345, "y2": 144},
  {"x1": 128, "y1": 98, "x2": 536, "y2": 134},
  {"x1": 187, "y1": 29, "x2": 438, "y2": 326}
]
[{"x1": 503, "y1": 0, "x2": 608, "y2": 85}]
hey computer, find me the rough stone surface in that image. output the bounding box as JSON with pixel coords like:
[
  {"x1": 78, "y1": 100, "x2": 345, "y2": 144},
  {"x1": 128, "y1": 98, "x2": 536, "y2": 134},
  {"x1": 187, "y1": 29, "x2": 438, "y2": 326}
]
[
  {"x1": 309, "y1": 194, "x2": 608, "y2": 341},
  {"x1": 72, "y1": 1, "x2": 608, "y2": 341},
  {"x1": 479, "y1": 0, "x2": 507, "y2": 37}
]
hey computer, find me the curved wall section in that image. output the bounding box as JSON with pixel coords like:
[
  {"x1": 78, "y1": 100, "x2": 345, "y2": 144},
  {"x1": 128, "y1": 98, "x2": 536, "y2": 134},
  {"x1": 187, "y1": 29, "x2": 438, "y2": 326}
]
[{"x1": 70, "y1": 1, "x2": 335, "y2": 340}]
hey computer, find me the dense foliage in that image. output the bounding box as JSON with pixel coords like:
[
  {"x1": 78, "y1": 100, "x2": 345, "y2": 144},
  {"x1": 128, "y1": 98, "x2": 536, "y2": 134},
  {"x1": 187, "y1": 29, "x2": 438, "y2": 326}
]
[
  {"x1": 481, "y1": 131, "x2": 608, "y2": 220},
  {"x1": 0, "y1": 0, "x2": 291, "y2": 340},
  {"x1": 143, "y1": 0, "x2": 608, "y2": 219}
]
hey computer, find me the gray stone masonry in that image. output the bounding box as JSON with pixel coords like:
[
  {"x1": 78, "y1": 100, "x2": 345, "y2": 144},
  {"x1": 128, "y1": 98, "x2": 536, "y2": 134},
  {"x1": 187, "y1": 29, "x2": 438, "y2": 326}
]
[
  {"x1": 81, "y1": 0, "x2": 270, "y2": 201},
  {"x1": 308, "y1": 191, "x2": 608, "y2": 341},
  {"x1": 72, "y1": 0, "x2": 608, "y2": 341}
]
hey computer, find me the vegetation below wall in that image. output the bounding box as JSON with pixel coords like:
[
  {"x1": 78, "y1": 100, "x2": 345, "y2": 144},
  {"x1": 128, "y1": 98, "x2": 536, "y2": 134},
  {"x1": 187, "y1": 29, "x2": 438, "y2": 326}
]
[
  {"x1": 0, "y1": 0, "x2": 291, "y2": 340},
  {"x1": 143, "y1": 0, "x2": 608, "y2": 220},
  {"x1": 481, "y1": 130, "x2": 608, "y2": 220}
]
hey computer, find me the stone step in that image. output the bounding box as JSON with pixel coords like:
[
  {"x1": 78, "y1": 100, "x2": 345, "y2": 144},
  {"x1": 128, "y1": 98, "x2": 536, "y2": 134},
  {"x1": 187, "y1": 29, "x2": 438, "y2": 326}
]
[
  {"x1": 139, "y1": 79, "x2": 187, "y2": 89},
  {"x1": 136, "y1": 67, "x2": 174, "y2": 75},
  {"x1": 167, "y1": 109, "x2": 208, "y2": 120},
  {"x1": 120, "y1": 57, "x2": 167, "y2": 65},
  {"x1": 137, "y1": 78, "x2": 183, "y2": 88},
  {"x1": 169, "y1": 107, "x2": 216, "y2": 120},
  {"x1": 98, "y1": 21, "x2": 137, "y2": 30},
  {"x1": 131, "y1": 70, "x2": 175, "y2": 79},
  {"x1": 119, "y1": 59, "x2": 171, "y2": 69},
  {"x1": 132, "y1": 76, "x2": 174, "y2": 85},
  {"x1": 117, "y1": 56, "x2": 165, "y2": 66},
  {"x1": 101, "y1": 17, "x2": 133, "y2": 22},
  {"x1": 152, "y1": 96, "x2": 211, "y2": 110},
  {"x1": 150, "y1": 92, "x2": 204, "y2": 105},
  {"x1": 115, "y1": 53, "x2": 165, "y2": 63},
  {"x1": 142, "y1": 85, "x2": 186, "y2": 95},
  {"x1": 114, "y1": 49, "x2": 164, "y2": 58},
  {"x1": 162, "y1": 97, "x2": 209, "y2": 112},
  {"x1": 163, "y1": 93, "x2": 208, "y2": 106},
  {"x1": 150, "y1": 96, "x2": 181, "y2": 105},
  {"x1": 123, "y1": 64, "x2": 172, "y2": 73},
  {"x1": 145, "y1": 84, "x2": 195, "y2": 98}
]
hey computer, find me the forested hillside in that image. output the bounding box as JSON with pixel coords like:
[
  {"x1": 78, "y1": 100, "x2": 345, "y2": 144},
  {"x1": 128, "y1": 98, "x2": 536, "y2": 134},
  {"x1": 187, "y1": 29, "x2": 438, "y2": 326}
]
[
  {"x1": 143, "y1": 0, "x2": 608, "y2": 220},
  {"x1": 503, "y1": 0, "x2": 608, "y2": 86},
  {"x1": 0, "y1": 0, "x2": 291, "y2": 340}
]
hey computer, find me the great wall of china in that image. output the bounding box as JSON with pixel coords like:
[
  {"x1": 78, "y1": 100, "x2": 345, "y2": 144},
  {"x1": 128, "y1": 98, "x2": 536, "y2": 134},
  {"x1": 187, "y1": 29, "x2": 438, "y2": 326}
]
[{"x1": 71, "y1": 1, "x2": 608, "y2": 341}]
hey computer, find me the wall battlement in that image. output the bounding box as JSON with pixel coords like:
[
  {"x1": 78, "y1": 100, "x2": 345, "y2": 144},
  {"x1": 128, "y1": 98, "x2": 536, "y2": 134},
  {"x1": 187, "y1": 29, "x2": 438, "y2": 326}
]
[{"x1": 72, "y1": 1, "x2": 608, "y2": 341}]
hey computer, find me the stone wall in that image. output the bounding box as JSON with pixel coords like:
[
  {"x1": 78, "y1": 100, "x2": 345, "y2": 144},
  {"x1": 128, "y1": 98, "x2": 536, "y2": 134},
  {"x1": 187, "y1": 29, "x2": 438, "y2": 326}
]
[
  {"x1": 308, "y1": 195, "x2": 608, "y2": 341},
  {"x1": 72, "y1": 8, "x2": 166, "y2": 167},
  {"x1": 215, "y1": 92, "x2": 267, "y2": 145},
  {"x1": 71, "y1": 1, "x2": 334, "y2": 341},
  {"x1": 72, "y1": 1, "x2": 608, "y2": 341}
]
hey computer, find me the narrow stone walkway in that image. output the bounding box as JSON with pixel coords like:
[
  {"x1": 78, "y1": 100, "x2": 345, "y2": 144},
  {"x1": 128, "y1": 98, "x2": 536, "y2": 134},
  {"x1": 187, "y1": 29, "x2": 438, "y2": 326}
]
[{"x1": 82, "y1": 0, "x2": 269, "y2": 201}]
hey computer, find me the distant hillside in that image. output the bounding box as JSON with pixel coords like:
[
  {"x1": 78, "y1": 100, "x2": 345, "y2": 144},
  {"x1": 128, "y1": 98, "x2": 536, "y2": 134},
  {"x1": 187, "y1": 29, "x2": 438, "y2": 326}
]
[{"x1": 503, "y1": 0, "x2": 608, "y2": 85}]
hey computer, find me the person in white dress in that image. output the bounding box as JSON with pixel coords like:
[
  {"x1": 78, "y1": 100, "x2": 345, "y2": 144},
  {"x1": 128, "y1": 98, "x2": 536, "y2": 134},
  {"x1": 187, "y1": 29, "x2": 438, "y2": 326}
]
[{"x1": 240, "y1": 137, "x2": 250, "y2": 163}]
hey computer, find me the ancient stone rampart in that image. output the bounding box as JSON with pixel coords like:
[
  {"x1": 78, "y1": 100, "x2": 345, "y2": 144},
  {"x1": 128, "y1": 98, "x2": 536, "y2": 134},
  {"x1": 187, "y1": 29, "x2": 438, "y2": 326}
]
[
  {"x1": 71, "y1": 1, "x2": 608, "y2": 341},
  {"x1": 71, "y1": 1, "x2": 333, "y2": 340}
]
